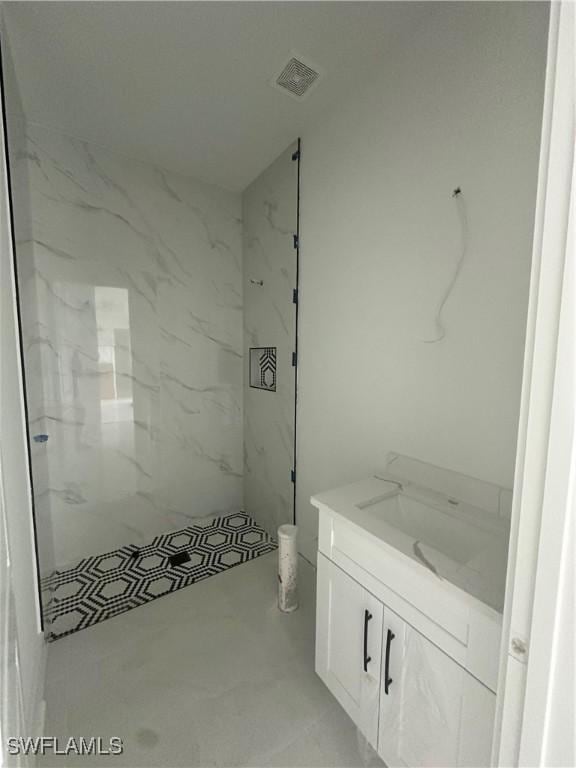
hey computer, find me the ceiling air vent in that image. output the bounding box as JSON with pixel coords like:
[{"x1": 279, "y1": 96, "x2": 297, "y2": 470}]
[{"x1": 273, "y1": 54, "x2": 322, "y2": 101}]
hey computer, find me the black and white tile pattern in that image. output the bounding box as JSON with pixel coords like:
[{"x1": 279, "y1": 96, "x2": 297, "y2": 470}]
[
  {"x1": 249, "y1": 347, "x2": 277, "y2": 391},
  {"x1": 42, "y1": 512, "x2": 276, "y2": 642}
]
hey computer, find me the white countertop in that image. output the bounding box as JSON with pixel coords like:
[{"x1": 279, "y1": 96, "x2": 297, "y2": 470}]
[{"x1": 311, "y1": 475, "x2": 510, "y2": 614}]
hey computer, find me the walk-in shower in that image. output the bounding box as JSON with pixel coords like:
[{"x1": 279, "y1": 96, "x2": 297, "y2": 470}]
[{"x1": 2, "y1": 35, "x2": 300, "y2": 636}]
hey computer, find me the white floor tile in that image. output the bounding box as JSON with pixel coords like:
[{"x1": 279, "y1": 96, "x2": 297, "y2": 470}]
[{"x1": 41, "y1": 553, "x2": 382, "y2": 768}]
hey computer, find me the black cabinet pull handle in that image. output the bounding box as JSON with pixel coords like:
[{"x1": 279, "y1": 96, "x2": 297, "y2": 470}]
[
  {"x1": 363, "y1": 609, "x2": 373, "y2": 672},
  {"x1": 384, "y1": 628, "x2": 395, "y2": 694}
]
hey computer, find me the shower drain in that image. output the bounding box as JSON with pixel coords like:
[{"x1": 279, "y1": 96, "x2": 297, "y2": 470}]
[{"x1": 168, "y1": 551, "x2": 191, "y2": 568}]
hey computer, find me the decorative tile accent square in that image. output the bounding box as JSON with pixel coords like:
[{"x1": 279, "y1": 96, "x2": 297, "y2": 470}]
[
  {"x1": 42, "y1": 512, "x2": 276, "y2": 642},
  {"x1": 249, "y1": 347, "x2": 277, "y2": 391}
]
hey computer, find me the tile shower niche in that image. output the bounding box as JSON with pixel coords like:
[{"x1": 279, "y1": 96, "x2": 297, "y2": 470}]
[{"x1": 249, "y1": 347, "x2": 277, "y2": 391}]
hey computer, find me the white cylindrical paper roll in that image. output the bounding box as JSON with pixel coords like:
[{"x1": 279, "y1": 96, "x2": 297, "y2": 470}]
[{"x1": 278, "y1": 524, "x2": 298, "y2": 613}]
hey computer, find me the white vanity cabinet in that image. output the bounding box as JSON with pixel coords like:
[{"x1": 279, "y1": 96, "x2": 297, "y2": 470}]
[
  {"x1": 316, "y1": 554, "x2": 496, "y2": 768},
  {"x1": 312, "y1": 471, "x2": 509, "y2": 768},
  {"x1": 316, "y1": 553, "x2": 384, "y2": 746},
  {"x1": 378, "y1": 604, "x2": 496, "y2": 768}
]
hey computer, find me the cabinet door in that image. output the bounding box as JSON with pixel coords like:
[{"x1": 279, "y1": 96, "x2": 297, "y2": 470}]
[
  {"x1": 316, "y1": 554, "x2": 383, "y2": 747},
  {"x1": 378, "y1": 609, "x2": 495, "y2": 768}
]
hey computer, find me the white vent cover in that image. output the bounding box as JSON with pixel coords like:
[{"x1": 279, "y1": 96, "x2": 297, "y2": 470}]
[{"x1": 272, "y1": 53, "x2": 322, "y2": 100}]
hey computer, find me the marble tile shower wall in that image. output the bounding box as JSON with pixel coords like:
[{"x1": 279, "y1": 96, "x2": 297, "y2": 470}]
[
  {"x1": 243, "y1": 142, "x2": 298, "y2": 537},
  {"x1": 17, "y1": 124, "x2": 243, "y2": 573}
]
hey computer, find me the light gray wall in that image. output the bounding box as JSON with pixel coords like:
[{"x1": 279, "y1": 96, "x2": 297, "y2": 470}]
[
  {"x1": 296, "y1": 2, "x2": 549, "y2": 562},
  {"x1": 17, "y1": 125, "x2": 243, "y2": 571}
]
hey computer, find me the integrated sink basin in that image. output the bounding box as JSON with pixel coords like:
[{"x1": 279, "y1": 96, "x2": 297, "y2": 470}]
[
  {"x1": 358, "y1": 491, "x2": 496, "y2": 565},
  {"x1": 312, "y1": 472, "x2": 510, "y2": 614}
]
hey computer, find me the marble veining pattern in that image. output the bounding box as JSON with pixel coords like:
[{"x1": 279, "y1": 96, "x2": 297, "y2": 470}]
[
  {"x1": 14, "y1": 124, "x2": 244, "y2": 574},
  {"x1": 313, "y1": 464, "x2": 511, "y2": 612},
  {"x1": 243, "y1": 142, "x2": 298, "y2": 537}
]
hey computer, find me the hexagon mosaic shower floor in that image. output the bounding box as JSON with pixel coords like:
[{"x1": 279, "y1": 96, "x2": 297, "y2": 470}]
[{"x1": 42, "y1": 512, "x2": 277, "y2": 641}]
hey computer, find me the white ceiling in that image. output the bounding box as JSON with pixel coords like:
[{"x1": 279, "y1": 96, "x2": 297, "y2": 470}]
[{"x1": 3, "y1": 2, "x2": 421, "y2": 191}]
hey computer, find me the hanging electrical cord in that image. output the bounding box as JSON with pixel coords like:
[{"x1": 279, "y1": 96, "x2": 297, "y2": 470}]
[{"x1": 423, "y1": 187, "x2": 468, "y2": 344}]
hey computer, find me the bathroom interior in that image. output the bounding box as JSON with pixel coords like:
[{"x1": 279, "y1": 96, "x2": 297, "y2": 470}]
[{"x1": 0, "y1": 1, "x2": 552, "y2": 765}]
